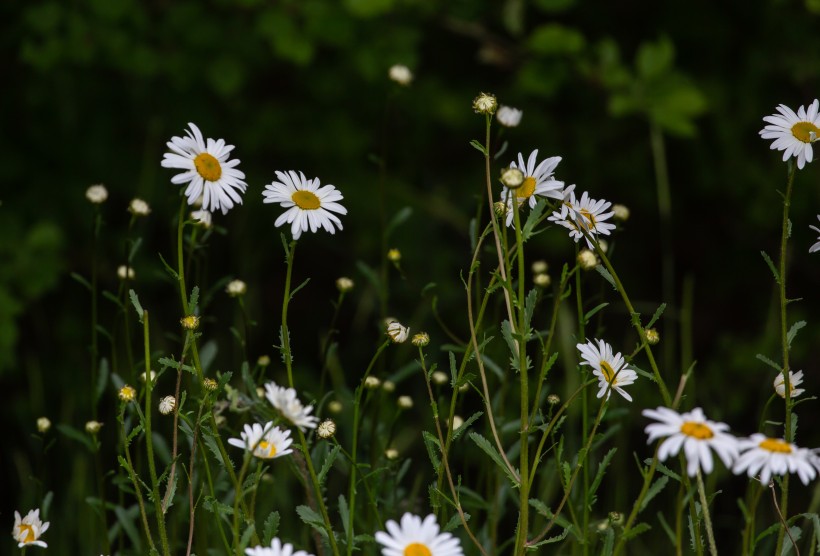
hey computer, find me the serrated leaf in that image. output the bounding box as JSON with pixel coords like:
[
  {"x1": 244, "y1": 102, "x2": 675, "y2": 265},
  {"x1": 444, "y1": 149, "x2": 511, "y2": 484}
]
[
  {"x1": 296, "y1": 505, "x2": 329, "y2": 539},
  {"x1": 318, "y1": 445, "x2": 341, "y2": 487},
  {"x1": 622, "y1": 521, "x2": 651, "y2": 540},
  {"x1": 522, "y1": 199, "x2": 548, "y2": 240},
  {"x1": 760, "y1": 251, "x2": 780, "y2": 284},
  {"x1": 523, "y1": 288, "x2": 538, "y2": 335},
  {"x1": 588, "y1": 448, "x2": 617, "y2": 501},
  {"x1": 129, "y1": 289, "x2": 144, "y2": 321},
  {"x1": 583, "y1": 302, "x2": 609, "y2": 325},
  {"x1": 639, "y1": 475, "x2": 669, "y2": 512},
  {"x1": 443, "y1": 512, "x2": 469, "y2": 533},
  {"x1": 262, "y1": 511, "x2": 280, "y2": 544},
  {"x1": 756, "y1": 353, "x2": 781, "y2": 372},
  {"x1": 527, "y1": 526, "x2": 571, "y2": 548},
  {"x1": 787, "y1": 320, "x2": 807, "y2": 347},
  {"x1": 594, "y1": 265, "x2": 617, "y2": 290},
  {"x1": 451, "y1": 411, "x2": 483, "y2": 441},
  {"x1": 422, "y1": 431, "x2": 441, "y2": 470},
  {"x1": 468, "y1": 432, "x2": 520, "y2": 487},
  {"x1": 338, "y1": 495, "x2": 350, "y2": 539},
  {"x1": 646, "y1": 303, "x2": 667, "y2": 329}
]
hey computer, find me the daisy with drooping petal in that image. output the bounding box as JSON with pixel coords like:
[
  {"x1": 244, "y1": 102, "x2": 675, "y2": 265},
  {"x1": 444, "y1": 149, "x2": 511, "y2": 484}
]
[
  {"x1": 576, "y1": 339, "x2": 637, "y2": 402},
  {"x1": 773, "y1": 370, "x2": 805, "y2": 399},
  {"x1": 375, "y1": 513, "x2": 463, "y2": 556},
  {"x1": 245, "y1": 537, "x2": 315, "y2": 556},
  {"x1": 548, "y1": 189, "x2": 615, "y2": 248},
  {"x1": 810, "y1": 215, "x2": 820, "y2": 253},
  {"x1": 161, "y1": 123, "x2": 248, "y2": 214},
  {"x1": 733, "y1": 433, "x2": 817, "y2": 485},
  {"x1": 227, "y1": 421, "x2": 293, "y2": 459},
  {"x1": 264, "y1": 381, "x2": 320, "y2": 431},
  {"x1": 759, "y1": 99, "x2": 820, "y2": 170},
  {"x1": 643, "y1": 407, "x2": 739, "y2": 477},
  {"x1": 501, "y1": 150, "x2": 564, "y2": 227},
  {"x1": 13, "y1": 508, "x2": 49, "y2": 548},
  {"x1": 262, "y1": 171, "x2": 347, "y2": 240}
]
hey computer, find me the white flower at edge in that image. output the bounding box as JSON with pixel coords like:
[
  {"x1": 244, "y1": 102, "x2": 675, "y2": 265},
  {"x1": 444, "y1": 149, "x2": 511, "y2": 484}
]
[
  {"x1": 733, "y1": 433, "x2": 817, "y2": 485},
  {"x1": 13, "y1": 508, "x2": 49, "y2": 548},
  {"x1": 161, "y1": 122, "x2": 248, "y2": 215},
  {"x1": 262, "y1": 171, "x2": 347, "y2": 240},
  {"x1": 643, "y1": 406, "x2": 739, "y2": 477},
  {"x1": 86, "y1": 184, "x2": 108, "y2": 204},
  {"x1": 245, "y1": 537, "x2": 315, "y2": 556},
  {"x1": 387, "y1": 321, "x2": 410, "y2": 343},
  {"x1": 548, "y1": 189, "x2": 615, "y2": 248},
  {"x1": 263, "y1": 381, "x2": 319, "y2": 431},
  {"x1": 227, "y1": 421, "x2": 293, "y2": 460},
  {"x1": 375, "y1": 513, "x2": 464, "y2": 556},
  {"x1": 576, "y1": 339, "x2": 637, "y2": 402},
  {"x1": 810, "y1": 215, "x2": 820, "y2": 253},
  {"x1": 759, "y1": 99, "x2": 820, "y2": 170},
  {"x1": 496, "y1": 105, "x2": 523, "y2": 127},
  {"x1": 389, "y1": 64, "x2": 413, "y2": 86},
  {"x1": 773, "y1": 370, "x2": 805, "y2": 399},
  {"x1": 501, "y1": 150, "x2": 564, "y2": 227}
]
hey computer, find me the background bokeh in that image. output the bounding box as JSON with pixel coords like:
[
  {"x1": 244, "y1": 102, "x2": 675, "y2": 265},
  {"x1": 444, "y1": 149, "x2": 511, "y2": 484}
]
[{"x1": 4, "y1": 0, "x2": 820, "y2": 553}]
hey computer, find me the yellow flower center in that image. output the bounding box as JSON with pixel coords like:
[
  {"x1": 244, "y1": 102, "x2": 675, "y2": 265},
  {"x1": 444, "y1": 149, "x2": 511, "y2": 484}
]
[
  {"x1": 255, "y1": 440, "x2": 277, "y2": 458},
  {"x1": 404, "y1": 543, "x2": 432, "y2": 556},
  {"x1": 579, "y1": 209, "x2": 597, "y2": 227},
  {"x1": 791, "y1": 121, "x2": 820, "y2": 143},
  {"x1": 194, "y1": 153, "x2": 222, "y2": 181},
  {"x1": 516, "y1": 176, "x2": 536, "y2": 199},
  {"x1": 18, "y1": 524, "x2": 35, "y2": 543},
  {"x1": 292, "y1": 190, "x2": 321, "y2": 210},
  {"x1": 759, "y1": 438, "x2": 792, "y2": 454},
  {"x1": 600, "y1": 360, "x2": 615, "y2": 383},
  {"x1": 680, "y1": 421, "x2": 713, "y2": 440}
]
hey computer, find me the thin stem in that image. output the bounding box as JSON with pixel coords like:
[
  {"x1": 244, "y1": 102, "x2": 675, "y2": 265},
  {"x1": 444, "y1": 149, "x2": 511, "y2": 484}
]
[
  {"x1": 575, "y1": 243, "x2": 590, "y2": 553},
  {"x1": 162, "y1": 365, "x2": 184, "y2": 512},
  {"x1": 120, "y1": 407, "x2": 157, "y2": 554},
  {"x1": 696, "y1": 469, "x2": 718, "y2": 556},
  {"x1": 232, "y1": 453, "x2": 253, "y2": 555},
  {"x1": 281, "y1": 240, "x2": 297, "y2": 389}
]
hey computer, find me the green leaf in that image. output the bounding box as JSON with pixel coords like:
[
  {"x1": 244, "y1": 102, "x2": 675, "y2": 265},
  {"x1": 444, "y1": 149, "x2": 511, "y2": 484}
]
[
  {"x1": 639, "y1": 475, "x2": 669, "y2": 512},
  {"x1": 157, "y1": 252, "x2": 180, "y2": 281},
  {"x1": 386, "y1": 207, "x2": 413, "y2": 239},
  {"x1": 422, "y1": 431, "x2": 441, "y2": 470},
  {"x1": 523, "y1": 288, "x2": 538, "y2": 334},
  {"x1": 756, "y1": 353, "x2": 781, "y2": 372},
  {"x1": 588, "y1": 448, "x2": 616, "y2": 501},
  {"x1": 636, "y1": 37, "x2": 674, "y2": 79},
  {"x1": 338, "y1": 495, "x2": 350, "y2": 539},
  {"x1": 443, "y1": 512, "x2": 469, "y2": 533},
  {"x1": 646, "y1": 303, "x2": 667, "y2": 329},
  {"x1": 760, "y1": 251, "x2": 780, "y2": 284},
  {"x1": 468, "y1": 432, "x2": 520, "y2": 487},
  {"x1": 95, "y1": 357, "x2": 110, "y2": 403},
  {"x1": 70, "y1": 272, "x2": 92, "y2": 291},
  {"x1": 296, "y1": 505, "x2": 328, "y2": 538},
  {"x1": 529, "y1": 24, "x2": 586, "y2": 56},
  {"x1": 594, "y1": 265, "x2": 617, "y2": 290},
  {"x1": 452, "y1": 411, "x2": 483, "y2": 441},
  {"x1": 522, "y1": 199, "x2": 548, "y2": 240},
  {"x1": 129, "y1": 289, "x2": 144, "y2": 322},
  {"x1": 262, "y1": 511, "x2": 280, "y2": 544},
  {"x1": 622, "y1": 522, "x2": 651, "y2": 540},
  {"x1": 469, "y1": 140, "x2": 487, "y2": 155},
  {"x1": 787, "y1": 320, "x2": 807, "y2": 347},
  {"x1": 56, "y1": 423, "x2": 94, "y2": 451},
  {"x1": 318, "y1": 445, "x2": 341, "y2": 487},
  {"x1": 527, "y1": 526, "x2": 571, "y2": 548},
  {"x1": 583, "y1": 302, "x2": 609, "y2": 325}
]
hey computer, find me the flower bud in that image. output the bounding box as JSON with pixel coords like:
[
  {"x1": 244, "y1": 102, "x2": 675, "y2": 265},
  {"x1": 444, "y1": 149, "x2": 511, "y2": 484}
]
[
  {"x1": 472, "y1": 93, "x2": 498, "y2": 115},
  {"x1": 37, "y1": 417, "x2": 51, "y2": 433}
]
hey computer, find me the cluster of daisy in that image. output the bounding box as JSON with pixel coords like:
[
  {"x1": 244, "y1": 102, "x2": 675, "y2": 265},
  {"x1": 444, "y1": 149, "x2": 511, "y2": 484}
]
[
  {"x1": 759, "y1": 99, "x2": 820, "y2": 252},
  {"x1": 161, "y1": 123, "x2": 347, "y2": 241}
]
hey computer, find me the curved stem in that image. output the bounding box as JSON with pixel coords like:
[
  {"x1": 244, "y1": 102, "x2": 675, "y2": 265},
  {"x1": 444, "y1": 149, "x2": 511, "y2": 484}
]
[
  {"x1": 697, "y1": 469, "x2": 718, "y2": 556},
  {"x1": 281, "y1": 240, "x2": 298, "y2": 388}
]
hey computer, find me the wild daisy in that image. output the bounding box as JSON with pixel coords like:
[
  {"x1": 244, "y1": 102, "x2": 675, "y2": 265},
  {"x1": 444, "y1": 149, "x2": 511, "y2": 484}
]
[
  {"x1": 576, "y1": 339, "x2": 637, "y2": 402},
  {"x1": 733, "y1": 434, "x2": 817, "y2": 485},
  {"x1": 13, "y1": 508, "x2": 49, "y2": 548},
  {"x1": 810, "y1": 215, "x2": 820, "y2": 253},
  {"x1": 643, "y1": 407, "x2": 739, "y2": 477},
  {"x1": 496, "y1": 105, "x2": 523, "y2": 127},
  {"x1": 548, "y1": 189, "x2": 615, "y2": 248},
  {"x1": 264, "y1": 381, "x2": 319, "y2": 431},
  {"x1": 773, "y1": 370, "x2": 805, "y2": 399},
  {"x1": 262, "y1": 171, "x2": 347, "y2": 240},
  {"x1": 227, "y1": 421, "x2": 293, "y2": 460},
  {"x1": 387, "y1": 321, "x2": 410, "y2": 343},
  {"x1": 161, "y1": 122, "x2": 247, "y2": 214},
  {"x1": 375, "y1": 513, "x2": 463, "y2": 556},
  {"x1": 245, "y1": 537, "x2": 315, "y2": 556},
  {"x1": 501, "y1": 150, "x2": 564, "y2": 226},
  {"x1": 759, "y1": 99, "x2": 820, "y2": 169}
]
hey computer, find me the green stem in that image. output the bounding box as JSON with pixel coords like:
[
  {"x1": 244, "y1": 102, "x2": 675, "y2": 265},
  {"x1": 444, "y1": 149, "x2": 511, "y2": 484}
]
[
  {"x1": 282, "y1": 240, "x2": 297, "y2": 389},
  {"x1": 232, "y1": 452, "x2": 253, "y2": 555},
  {"x1": 575, "y1": 244, "x2": 590, "y2": 552},
  {"x1": 697, "y1": 469, "x2": 718, "y2": 556},
  {"x1": 120, "y1": 406, "x2": 157, "y2": 554}
]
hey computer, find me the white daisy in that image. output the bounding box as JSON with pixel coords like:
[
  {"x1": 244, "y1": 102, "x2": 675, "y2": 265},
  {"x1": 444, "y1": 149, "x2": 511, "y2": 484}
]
[
  {"x1": 262, "y1": 171, "x2": 347, "y2": 240},
  {"x1": 263, "y1": 381, "x2": 319, "y2": 431},
  {"x1": 387, "y1": 321, "x2": 410, "y2": 343},
  {"x1": 576, "y1": 339, "x2": 637, "y2": 402},
  {"x1": 643, "y1": 407, "x2": 739, "y2": 477},
  {"x1": 227, "y1": 421, "x2": 293, "y2": 460},
  {"x1": 773, "y1": 370, "x2": 805, "y2": 399},
  {"x1": 190, "y1": 209, "x2": 213, "y2": 228},
  {"x1": 13, "y1": 508, "x2": 49, "y2": 548},
  {"x1": 161, "y1": 123, "x2": 247, "y2": 215},
  {"x1": 501, "y1": 150, "x2": 564, "y2": 227},
  {"x1": 548, "y1": 190, "x2": 615, "y2": 248},
  {"x1": 375, "y1": 513, "x2": 463, "y2": 556},
  {"x1": 760, "y1": 99, "x2": 820, "y2": 170},
  {"x1": 245, "y1": 537, "x2": 315, "y2": 556},
  {"x1": 733, "y1": 433, "x2": 817, "y2": 486},
  {"x1": 810, "y1": 215, "x2": 820, "y2": 253},
  {"x1": 496, "y1": 105, "x2": 523, "y2": 128}
]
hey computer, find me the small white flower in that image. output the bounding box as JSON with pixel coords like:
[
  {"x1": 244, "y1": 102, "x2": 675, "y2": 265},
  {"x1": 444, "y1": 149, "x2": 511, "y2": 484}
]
[
  {"x1": 810, "y1": 215, "x2": 820, "y2": 253},
  {"x1": 385, "y1": 448, "x2": 399, "y2": 460},
  {"x1": 262, "y1": 171, "x2": 347, "y2": 240},
  {"x1": 228, "y1": 422, "x2": 294, "y2": 460},
  {"x1": 496, "y1": 105, "x2": 523, "y2": 127},
  {"x1": 364, "y1": 376, "x2": 381, "y2": 389},
  {"x1": 85, "y1": 420, "x2": 103, "y2": 434},
  {"x1": 86, "y1": 184, "x2": 108, "y2": 204},
  {"x1": 191, "y1": 209, "x2": 213, "y2": 228},
  {"x1": 760, "y1": 99, "x2": 820, "y2": 169},
  {"x1": 128, "y1": 198, "x2": 151, "y2": 216},
  {"x1": 733, "y1": 433, "x2": 817, "y2": 485},
  {"x1": 13, "y1": 508, "x2": 50, "y2": 548},
  {"x1": 263, "y1": 381, "x2": 319, "y2": 431},
  {"x1": 773, "y1": 370, "x2": 805, "y2": 399},
  {"x1": 533, "y1": 273, "x2": 551, "y2": 287},
  {"x1": 548, "y1": 190, "x2": 616, "y2": 248},
  {"x1": 531, "y1": 260, "x2": 548, "y2": 274},
  {"x1": 382, "y1": 380, "x2": 396, "y2": 393},
  {"x1": 577, "y1": 249, "x2": 598, "y2": 270},
  {"x1": 643, "y1": 407, "x2": 739, "y2": 477},
  {"x1": 398, "y1": 395, "x2": 413, "y2": 409},
  {"x1": 501, "y1": 150, "x2": 564, "y2": 227},
  {"x1": 576, "y1": 339, "x2": 637, "y2": 402},
  {"x1": 389, "y1": 64, "x2": 413, "y2": 86},
  {"x1": 140, "y1": 370, "x2": 157, "y2": 383},
  {"x1": 226, "y1": 279, "x2": 247, "y2": 297},
  {"x1": 612, "y1": 204, "x2": 630, "y2": 222},
  {"x1": 431, "y1": 371, "x2": 449, "y2": 385},
  {"x1": 451, "y1": 415, "x2": 464, "y2": 431},
  {"x1": 375, "y1": 513, "x2": 463, "y2": 556},
  {"x1": 159, "y1": 395, "x2": 176, "y2": 415},
  {"x1": 117, "y1": 265, "x2": 135, "y2": 280},
  {"x1": 161, "y1": 123, "x2": 247, "y2": 214},
  {"x1": 245, "y1": 538, "x2": 315, "y2": 556},
  {"x1": 336, "y1": 277, "x2": 354, "y2": 292},
  {"x1": 36, "y1": 417, "x2": 51, "y2": 433},
  {"x1": 387, "y1": 321, "x2": 409, "y2": 343}
]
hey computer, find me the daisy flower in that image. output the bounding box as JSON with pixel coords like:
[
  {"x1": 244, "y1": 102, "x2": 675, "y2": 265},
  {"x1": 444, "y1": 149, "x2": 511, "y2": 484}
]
[
  {"x1": 760, "y1": 99, "x2": 820, "y2": 169},
  {"x1": 245, "y1": 537, "x2": 315, "y2": 556},
  {"x1": 375, "y1": 513, "x2": 463, "y2": 556},
  {"x1": 576, "y1": 339, "x2": 637, "y2": 402},
  {"x1": 810, "y1": 215, "x2": 820, "y2": 253},
  {"x1": 773, "y1": 370, "x2": 805, "y2": 399},
  {"x1": 496, "y1": 105, "x2": 523, "y2": 128},
  {"x1": 227, "y1": 421, "x2": 293, "y2": 460},
  {"x1": 262, "y1": 171, "x2": 347, "y2": 240},
  {"x1": 643, "y1": 407, "x2": 739, "y2": 477},
  {"x1": 501, "y1": 150, "x2": 564, "y2": 227},
  {"x1": 733, "y1": 434, "x2": 817, "y2": 485},
  {"x1": 264, "y1": 381, "x2": 319, "y2": 431},
  {"x1": 13, "y1": 508, "x2": 49, "y2": 548},
  {"x1": 548, "y1": 189, "x2": 615, "y2": 248},
  {"x1": 161, "y1": 123, "x2": 247, "y2": 214}
]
